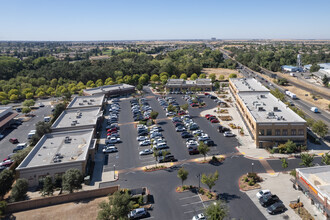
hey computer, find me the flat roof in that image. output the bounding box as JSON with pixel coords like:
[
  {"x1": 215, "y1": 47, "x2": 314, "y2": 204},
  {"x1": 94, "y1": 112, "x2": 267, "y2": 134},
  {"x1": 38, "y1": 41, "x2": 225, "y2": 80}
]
[
  {"x1": 297, "y1": 165, "x2": 330, "y2": 200},
  {"x1": 238, "y1": 92, "x2": 305, "y2": 123},
  {"x1": 167, "y1": 79, "x2": 212, "y2": 86},
  {"x1": 230, "y1": 78, "x2": 269, "y2": 92},
  {"x1": 51, "y1": 107, "x2": 102, "y2": 129},
  {"x1": 83, "y1": 83, "x2": 135, "y2": 96},
  {"x1": 17, "y1": 129, "x2": 94, "y2": 169},
  {"x1": 282, "y1": 65, "x2": 298, "y2": 69},
  {"x1": 67, "y1": 94, "x2": 104, "y2": 109}
]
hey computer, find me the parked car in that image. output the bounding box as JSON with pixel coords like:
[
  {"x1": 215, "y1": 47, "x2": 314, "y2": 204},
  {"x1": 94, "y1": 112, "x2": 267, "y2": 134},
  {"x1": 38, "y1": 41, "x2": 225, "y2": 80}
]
[
  {"x1": 128, "y1": 208, "x2": 148, "y2": 219},
  {"x1": 267, "y1": 202, "x2": 286, "y2": 215},
  {"x1": 256, "y1": 189, "x2": 271, "y2": 199},
  {"x1": 204, "y1": 139, "x2": 214, "y2": 146},
  {"x1": 188, "y1": 146, "x2": 199, "y2": 155},
  {"x1": 9, "y1": 138, "x2": 18, "y2": 144},
  {"x1": 158, "y1": 155, "x2": 175, "y2": 163},
  {"x1": 102, "y1": 146, "x2": 118, "y2": 153},
  {"x1": 154, "y1": 143, "x2": 168, "y2": 150},
  {"x1": 176, "y1": 126, "x2": 186, "y2": 132},
  {"x1": 137, "y1": 136, "x2": 148, "y2": 141},
  {"x1": 166, "y1": 112, "x2": 176, "y2": 117},
  {"x1": 139, "y1": 140, "x2": 151, "y2": 146},
  {"x1": 218, "y1": 125, "x2": 230, "y2": 133},
  {"x1": 210, "y1": 118, "x2": 219, "y2": 123},
  {"x1": 139, "y1": 149, "x2": 153, "y2": 156},
  {"x1": 224, "y1": 131, "x2": 235, "y2": 137},
  {"x1": 13, "y1": 143, "x2": 27, "y2": 153},
  {"x1": 181, "y1": 131, "x2": 192, "y2": 138},
  {"x1": 192, "y1": 213, "x2": 206, "y2": 220},
  {"x1": 259, "y1": 195, "x2": 280, "y2": 207},
  {"x1": 0, "y1": 160, "x2": 14, "y2": 167}
]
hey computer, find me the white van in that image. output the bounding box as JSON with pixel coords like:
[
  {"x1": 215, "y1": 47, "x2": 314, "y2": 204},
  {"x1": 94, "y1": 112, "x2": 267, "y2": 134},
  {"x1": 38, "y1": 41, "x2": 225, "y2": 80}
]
[
  {"x1": 44, "y1": 116, "x2": 51, "y2": 122},
  {"x1": 310, "y1": 107, "x2": 319, "y2": 113},
  {"x1": 28, "y1": 130, "x2": 36, "y2": 139}
]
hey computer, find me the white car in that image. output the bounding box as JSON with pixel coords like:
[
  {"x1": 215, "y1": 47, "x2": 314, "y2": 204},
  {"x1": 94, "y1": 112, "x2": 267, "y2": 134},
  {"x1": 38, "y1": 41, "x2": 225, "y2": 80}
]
[
  {"x1": 223, "y1": 131, "x2": 235, "y2": 137},
  {"x1": 139, "y1": 149, "x2": 153, "y2": 156},
  {"x1": 166, "y1": 112, "x2": 176, "y2": 116},
  {"x1": 186, "y1": 140, "x2": 198, "y2": 148},
  {"x1": 0, "y1": 134, "x2": 4, "y2": 140},
  {"x1": 102, "y1": 146, "x2": 118, "y2": 153},
  {"x1": 137, "y1": 136, "x2": 148, "y2": 141},
  {"x1": 192, "y1": 213, "x2": 206, "y2": 220},
  {"x1": 106, "y1": 137, "x2": 121, "y2": 144},
  {"x1": 256, "y1": 189, "x2": 271, "y2": 199},
  {"x1": 198, "y1": 135, "x2": 210, "y2": 142},
  {"x1": 139, "y1": 140, "x2": 151, "y2": 146}
]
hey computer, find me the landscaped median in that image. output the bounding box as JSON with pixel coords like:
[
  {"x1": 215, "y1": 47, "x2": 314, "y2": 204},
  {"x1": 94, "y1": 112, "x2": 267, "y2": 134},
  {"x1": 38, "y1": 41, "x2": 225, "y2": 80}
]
[
  {"x1": 238, "y1": 172, "x2": 262, "y2": 191},
  {"x1": 194, "y1": 155, "x2": 225, "y2": 165},
  {"x1": 175, "y1": 185, "x2": 217, "y2": 202}
]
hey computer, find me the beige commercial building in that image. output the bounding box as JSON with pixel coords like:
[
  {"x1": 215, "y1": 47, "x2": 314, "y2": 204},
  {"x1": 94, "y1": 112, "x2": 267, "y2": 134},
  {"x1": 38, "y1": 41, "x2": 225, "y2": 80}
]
[
  {"x1": 165, "y1": 79, "x2": 212, "y2": 92},
  {"x1": 83, "y1": 83, "x2": 135, "y2": 97},
  {"x1": 229, "y1": 78, "x2": 307, "y2": 148}
]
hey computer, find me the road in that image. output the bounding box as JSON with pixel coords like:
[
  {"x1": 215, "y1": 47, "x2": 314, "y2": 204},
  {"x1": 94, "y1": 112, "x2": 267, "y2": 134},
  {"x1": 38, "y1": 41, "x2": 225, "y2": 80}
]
[{"x1": 0, "y1": 105, "x2": 52, "y2": 161}]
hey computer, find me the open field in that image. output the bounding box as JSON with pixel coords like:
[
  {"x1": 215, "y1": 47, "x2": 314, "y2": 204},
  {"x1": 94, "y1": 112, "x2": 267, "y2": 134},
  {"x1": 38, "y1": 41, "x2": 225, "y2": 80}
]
[
  {"x1": 202, "y1": 68, "x2": 242, "y2": 79},
  {"x1": 12, "y1": 196, "x2": 107, "y2": 220}
]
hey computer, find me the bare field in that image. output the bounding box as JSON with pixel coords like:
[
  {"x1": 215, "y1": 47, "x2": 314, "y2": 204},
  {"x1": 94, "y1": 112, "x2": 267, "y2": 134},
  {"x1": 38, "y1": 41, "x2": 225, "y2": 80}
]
[
  {"x1": 202, "y1": 68, "x2": 242, "y2": 79},
  {"x1": 12, "y1": 196, "x2": 107, "y2": 220}
]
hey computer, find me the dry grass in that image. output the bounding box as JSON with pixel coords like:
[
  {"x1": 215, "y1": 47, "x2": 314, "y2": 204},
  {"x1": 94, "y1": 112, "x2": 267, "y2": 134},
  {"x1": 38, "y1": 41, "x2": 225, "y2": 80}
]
[
  {"x1": 12, "y1": 196, "x2": 107, "y2": 220},
  {"x1": 202, "y1": 68, "x2": 242, "y2": 79}
]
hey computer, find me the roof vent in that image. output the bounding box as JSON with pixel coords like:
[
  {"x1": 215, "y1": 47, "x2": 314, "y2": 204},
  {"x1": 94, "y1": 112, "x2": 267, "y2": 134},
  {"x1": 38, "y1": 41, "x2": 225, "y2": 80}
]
[
  {"x1": 273, "y1": 107, "x2": 279, "y2": 111},
  {"x1": 42, "y1": 146, "x2": 46, "y2": 149}
]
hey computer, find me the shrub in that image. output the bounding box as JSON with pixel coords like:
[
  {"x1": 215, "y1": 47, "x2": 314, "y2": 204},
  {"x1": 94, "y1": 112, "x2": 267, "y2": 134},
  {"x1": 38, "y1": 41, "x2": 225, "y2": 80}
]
[
  {"x1": 132, "y1": 203, "x2": 140, "y2": 209},
  {"x1": 248, "y1": 179, "x2": 255, "y2": 186},
  {"x1": 0, "y1": 201, "x2": 7, "y2": 216},
  {"x1": 244, "y1": 176, "x2": 249, "y2": 182},
  {"x1": 198, "y1": 188, "x2": 205, "y2": 195}
]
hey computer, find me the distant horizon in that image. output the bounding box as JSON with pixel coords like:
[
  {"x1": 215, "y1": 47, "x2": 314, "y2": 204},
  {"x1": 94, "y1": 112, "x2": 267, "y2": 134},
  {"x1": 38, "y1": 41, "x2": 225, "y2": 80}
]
[{"x1": 1, "y1": 0, "x2": 330, "y2": 41}]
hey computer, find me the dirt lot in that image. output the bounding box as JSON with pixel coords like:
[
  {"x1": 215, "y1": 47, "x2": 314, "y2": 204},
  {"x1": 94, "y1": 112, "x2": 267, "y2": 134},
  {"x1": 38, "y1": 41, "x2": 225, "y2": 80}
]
[
  {"x1": 12, "y1": 196, "x2": 107, "y2": 220},
  {"x1": 202, "y1": 68, "x2": 242, "y2": 79}
]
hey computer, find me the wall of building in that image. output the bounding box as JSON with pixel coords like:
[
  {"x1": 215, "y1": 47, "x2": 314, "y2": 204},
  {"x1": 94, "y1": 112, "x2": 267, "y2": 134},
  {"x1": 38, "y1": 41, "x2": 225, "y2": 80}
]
[{"x1": 6, "y1": 185, "x2": 119, "y2": 213}]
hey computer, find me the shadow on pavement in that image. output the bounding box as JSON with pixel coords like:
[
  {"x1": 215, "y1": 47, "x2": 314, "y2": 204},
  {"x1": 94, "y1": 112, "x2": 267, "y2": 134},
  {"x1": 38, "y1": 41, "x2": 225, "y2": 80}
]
[{"x1": 218, "y1": 192, "x2": 241, "y2": 202}]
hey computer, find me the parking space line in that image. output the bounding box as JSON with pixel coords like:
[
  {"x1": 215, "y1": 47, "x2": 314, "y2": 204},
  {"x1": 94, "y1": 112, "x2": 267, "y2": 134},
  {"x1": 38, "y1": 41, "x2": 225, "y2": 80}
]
[
  {"x1": 183, "y1": 208, "x2": 204, "y2": 214},
  {"x1": 179, "y1": 195, "x2": 199, "y2": 200},
  {"x1": 181, "y1": 201, "x2": 203, "y2": 207}
]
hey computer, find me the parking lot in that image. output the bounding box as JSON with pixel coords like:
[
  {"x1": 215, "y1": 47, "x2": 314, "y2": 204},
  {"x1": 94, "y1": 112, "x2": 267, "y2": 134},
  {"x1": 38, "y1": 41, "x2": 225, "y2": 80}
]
[{"x1": 0, "y1": 104, "x2": 52, "y2": 162}]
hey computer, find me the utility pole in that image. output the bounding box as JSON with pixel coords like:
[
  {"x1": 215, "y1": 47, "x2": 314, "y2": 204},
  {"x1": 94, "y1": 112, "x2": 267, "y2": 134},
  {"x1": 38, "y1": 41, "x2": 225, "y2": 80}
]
[{"x1": 196, "y1": 174, "x2": 201, "y2": 189}]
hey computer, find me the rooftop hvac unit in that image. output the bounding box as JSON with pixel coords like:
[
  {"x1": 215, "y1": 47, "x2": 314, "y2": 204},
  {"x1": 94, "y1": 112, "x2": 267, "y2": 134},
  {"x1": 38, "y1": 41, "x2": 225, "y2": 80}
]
[
  {"x1": 88, "y1": 102, "x2": 92, "y2": 105},
  {"x1": 79, "y1": 103, "x2": 84, "y2": 105},
  {"x1": 83, "y1": 99, "x2": 87, "y2": 102},
  {"x1": 260, "y1": 94, "x2": 265, "y2": 98},
  {"x1": 268, "y1": 112, "x2": 274, "y2": 116},
  {"x1": 258, "y1": 107, "x2": 264, "y2": 111},
  {"x1": 90, "y1": 99, "x2": 95, "y2": 102},
  {"x1": 273, "y1": 107, "x2": 279, "y2": 111}
]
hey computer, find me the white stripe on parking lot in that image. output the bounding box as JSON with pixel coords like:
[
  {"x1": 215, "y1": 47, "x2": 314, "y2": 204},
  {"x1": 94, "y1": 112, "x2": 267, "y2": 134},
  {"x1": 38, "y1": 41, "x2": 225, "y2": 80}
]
[
  {"x1": 179, "y1": 195, "x2": 199, "y2": 200},
  {"x1": 183, "y1": 208, "x2": 204, "y2": 214},
  {"x1": 181, "y1": 201, "x2": 203, "y2": 207}
]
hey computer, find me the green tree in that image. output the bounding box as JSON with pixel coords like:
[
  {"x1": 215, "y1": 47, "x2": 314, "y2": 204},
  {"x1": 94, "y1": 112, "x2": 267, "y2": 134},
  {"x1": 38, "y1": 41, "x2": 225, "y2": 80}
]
[
  {"x1": 180, "y1": 103, "x2": 189, "y2": 111},
  {"x1": 11, "y1": 146, "x2": 33, "y2": 165},
  {"x1": 167, "y1": 104, "x2": 176, "y2": 112},
  {"x1": 0, "y1": 201, "x2": 7, "y2": 216},
  {"x1": 199, "y1": 73, "x2": 206, "y2": 79},
  {"x1": 9, "y1": 94, "x2": 19, "y2": 101},
  {"x1": 312, "y1": 120, "x2": 328, "y2": 137},
  {"x1": 322, "y1": 75, "x2": 329, "y2": 86},
  {"x1": 198, "y1": 141, "x2": 210, "y2": 161},
  {"x1": 180, "y1": 73, "x2": 188, "y2": 80},
  {"x1": 42, "y1": 176, "x2": 54, "y2": 196},
  {"x1": 23, "y1": 99, "x2": 35, "y2": 107},
  {"x1": 10, "y1": 178, "x2": 28, "y2": 202},
  {"x1": 30, "y1": 121, "x2": 51, "y2": 146},
  {"x1": 310, "y1": 64, "x2": 320, "y2": 72},
  {"x1": 201, "y1": 170, "x2": 219, "y2": 191},
  {"x1": 228, "y1": 73, "x2": 237, "y2": 78},
  {"x1": 150, "y1": 74, "x2": 160, "y2": 82},
  {"x1": 136, "y1": 84, "x2": 143, "y2": 91},
  {"x1": 22, "y1": 107, "x2": 31, "y2": 114},
  {"x1": 177, "y1": 167, "x2": 189, "y2": 187},
  {"x1": 205, "y1": 200, "x2": 228, "y2": 220},
  {"x1": 25, "y1": 92, "x2": 34, "y2": 99},
  {"x1": 190, "y1": 73, "x2": 198, "y2": 80},
  {"x1": 8, "y1": 89, "x2": 19, "y2": 97},
  {"x1": 218, "y1": 75, "x2": 225, "y2": 80},
  {"x1": 322, "y1": 153, "x2": 330, "y2": 165},
  {"x1": 171, "y1": 75, "x2": 178, "y2": 79},
  {"x1": 214, "y1": 82, "x2": 220, "y2": 90},
  {"x1": 97, "y1": 190, "x2": 134, "y2": 220},
  {"x1": 62, "y1": 168, "x2": 83, "y2": 193},
  {"x1": 52, "y1": 103, "x2": 66, "y2": 123},
  {"x1": 153, "y1": 150, "x2": 159, "y2": 166},
  {"x1": 270, "y1": 88, "x2": 285, "y2": 101},
  {"x1": 150, "y1": 111, "x2": 159, "y2": 119},
  {"x1": 0, "y1": 169, "x2": 14, "y2": 199},
  {"x1": 95, "y1": 79, "x2": 103, "y2": 87},
  {"x1": 138, "y1": 76, "x2": 148, "y2": 85},
  {"x1": 209, "y1": 73, "x2": 216, "y2": 82},
  {"x1": 300, "y1": 153, "x2": 314, "y2": 167},
  {"x1": 37, "y1": 91, "x2": 45, "y2": 97},
  {"x1": 281, "y1": 158, "x2": 288, "y2": 169}
]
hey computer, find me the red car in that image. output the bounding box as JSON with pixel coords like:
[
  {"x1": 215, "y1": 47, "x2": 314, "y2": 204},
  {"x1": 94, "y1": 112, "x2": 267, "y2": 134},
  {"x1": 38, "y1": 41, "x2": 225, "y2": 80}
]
[
  {"x1": 107, "y1": 131, "x2": 118, "y2": 136},
  {"x1": 204, "y1": 92, "x2": 210, "y2": 96},
  {"x1": 178, "y1": 111, "x2": 186, "y2": 116},
  {"x1": 190, "y1": 103, "x2": 199, "y2": 107},
  {"x1": 205, "y1": 114, "x2": 214, "y2": 119},
  {"x1": 210, "y1": 119, "x2": 219, "y2": 123},
  {"x1": 0, "y1": 160, "x2": 14, "y2": 167},
  {"x1": 9, "y1": 138, "x2": 18, "y2": 144},
  {"x1": 205, "y1": 114, "x2": 211, "y2": 118},
  {"x1": 107, "y1": 128, "x2": 118, "y2": 133}
]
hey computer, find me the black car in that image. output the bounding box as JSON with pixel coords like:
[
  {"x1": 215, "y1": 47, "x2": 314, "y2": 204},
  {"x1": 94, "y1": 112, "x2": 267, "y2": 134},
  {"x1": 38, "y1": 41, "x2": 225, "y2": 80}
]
[
  {"x1": 204, "y1": 139, "x2": 214, "y2": 146},
  {"x1": 158, "y1": 155, "x2": 175, "y2": 163},
  {"x1": 218, "y1": 125, "x2": 230, "y2": 133},
  {"x1": 259, "y1": 195, "x2": 280, "y2": 207},
  {"x1": 210, "y1": 95, "x2": 217, "y2": 99},
  {"x1": 267, "y1": 202, "x2": 286, "y2": 215},
  {"x1": 181, "y1": 131, "x2": 192, "y2": 138}
]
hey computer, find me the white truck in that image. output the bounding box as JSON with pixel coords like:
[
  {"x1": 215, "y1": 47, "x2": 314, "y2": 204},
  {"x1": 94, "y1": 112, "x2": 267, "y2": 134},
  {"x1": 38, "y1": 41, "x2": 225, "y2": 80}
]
[
  {"x1": 285, "y1": 90, "x2": 297, "y2": 99},
  {"x1": 28, "y1": 130, "x2": 36, "y2": 139},
  {"x1": 310, "y1": 107, "x2": 319, "y2": 113}
]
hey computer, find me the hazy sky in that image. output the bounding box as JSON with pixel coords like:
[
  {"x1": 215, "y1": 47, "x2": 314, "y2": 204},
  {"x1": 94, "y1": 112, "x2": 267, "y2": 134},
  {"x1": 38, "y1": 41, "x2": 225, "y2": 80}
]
[{"x1": 1, "y1": 0, "x2": 330, "y2": 41}]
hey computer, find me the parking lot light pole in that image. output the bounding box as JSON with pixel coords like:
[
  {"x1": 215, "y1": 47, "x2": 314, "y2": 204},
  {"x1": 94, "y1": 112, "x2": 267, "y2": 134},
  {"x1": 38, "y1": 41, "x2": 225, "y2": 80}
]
[
  {"x1": 196, "y1": 174, "x2": 201, "y2": 189},
  {"x1": 113, "y1": 165, "x2": 116, "y2": 179},
  {"x1": 251, "y1": 163, "x2": 254, "y2": 173}
]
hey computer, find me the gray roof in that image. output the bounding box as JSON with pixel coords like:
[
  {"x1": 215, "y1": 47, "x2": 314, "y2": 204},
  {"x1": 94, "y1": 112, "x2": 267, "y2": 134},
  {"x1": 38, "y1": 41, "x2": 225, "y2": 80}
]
[
  {"x1": 17, "y1": 129, "x2": 94, "y2": 169},
  {"x1": 51, "y1": 107, "x2": 102, "y2": 130},
  {"x1": 238, "y1": 92, "x2": 305, "y2": 123},
  {"x1": 166, "y1": 79, "x2": 212, "y2": 86},
  {"x1": 230, "y1": 78, "x2": 269, "y2": 92},
  {"x1": 297, "y1": 165, "x2": 330, "y2": 201},
  {"x1": 83, "y1": 83, "x2": 135, "y2": 96},
  {"x1": 67, "y1": 94, "x2": 104, "y2": 109}
]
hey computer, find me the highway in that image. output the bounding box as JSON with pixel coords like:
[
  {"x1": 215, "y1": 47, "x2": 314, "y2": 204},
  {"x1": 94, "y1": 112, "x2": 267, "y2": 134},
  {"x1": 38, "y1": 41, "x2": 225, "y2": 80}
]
[{"x1": 218, "y1": 48, "x2": 330, "y2": 137}]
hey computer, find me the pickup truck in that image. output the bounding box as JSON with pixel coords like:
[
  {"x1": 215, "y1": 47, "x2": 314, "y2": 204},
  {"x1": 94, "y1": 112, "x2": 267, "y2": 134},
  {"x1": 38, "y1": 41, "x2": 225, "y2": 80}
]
[{"x1": 259, "y1": 195, "x2": 280, "y2": 207}]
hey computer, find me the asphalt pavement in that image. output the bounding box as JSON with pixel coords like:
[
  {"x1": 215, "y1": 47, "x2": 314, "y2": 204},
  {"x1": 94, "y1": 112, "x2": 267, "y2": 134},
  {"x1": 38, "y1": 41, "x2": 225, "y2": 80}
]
[{"x1": 0, "y1": 105, "x2": 52, "y2": 161}]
